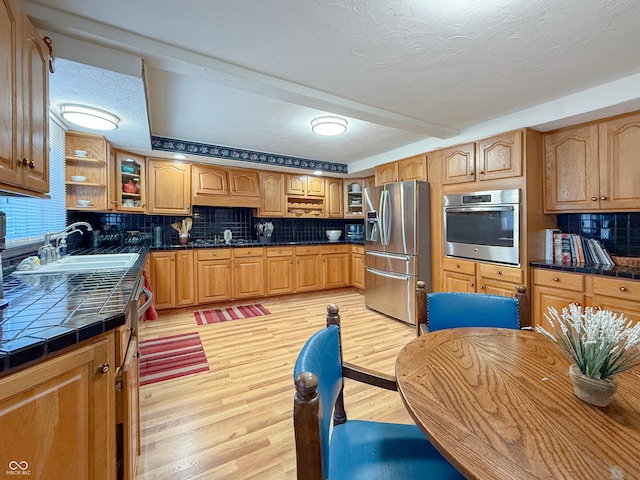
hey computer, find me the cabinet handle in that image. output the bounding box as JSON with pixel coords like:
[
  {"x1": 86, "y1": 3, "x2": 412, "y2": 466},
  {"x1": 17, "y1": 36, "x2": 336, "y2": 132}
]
[
  {"x1": 553, "y1": 277, "x2": 559, "y2": 282},
  {"x1": 136, "y1": 352, "x2": 140, "y2": 358},
  {"x1": 591, "y1": 197, "x2": 598, "y2": 201},
  {"x1": 98, "y1": 363, "x2": 110, "y2": 374},
  {"x1": 600, "y1": 196, "x2": 607, "y2": 201},
  {"x1": 620, "y1": 286, "x2": 627, "y2": 292}
]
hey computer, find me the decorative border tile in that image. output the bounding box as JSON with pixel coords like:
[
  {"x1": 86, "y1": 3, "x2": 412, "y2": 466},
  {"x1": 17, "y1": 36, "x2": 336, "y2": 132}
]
[{"x1": 151, "y1": 136, "x2": 349, "y2": 174}]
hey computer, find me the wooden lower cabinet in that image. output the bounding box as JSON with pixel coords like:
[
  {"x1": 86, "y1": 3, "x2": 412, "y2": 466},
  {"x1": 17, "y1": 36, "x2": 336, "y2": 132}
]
[
  {"x1": 351, "y1": 245, "x2": 364, "y2": 289},
  {"x1": 117, "y1": 334, "x2": 139, "y2": 480},
  {"x1": 441, "y1": 256, "x2": 525, "y2": 296},
  {"x1": 234, "y1": 248, "x2": 265, "y2": 299},
  {"x1": 149, "y1": 251, "x2": 195, "y2": 309},
  {"x1": 197, "y1": 249, "x2": 233, "y2": 304},
  {"x1": 266, "y1": 247, "x2": 295, "y2": 295},
  {"x1": 0, "y1": 333, "x2": 115, "y2": 480},
  {"x1": 295, "y1": 246, "x2": 323, "y2": 292},
  {"x1": 524, "y1": 268, "x2": 640, "y2": 332},
  {"x1": 322, "y1": 245, "x2": 350, "y2": 289}
]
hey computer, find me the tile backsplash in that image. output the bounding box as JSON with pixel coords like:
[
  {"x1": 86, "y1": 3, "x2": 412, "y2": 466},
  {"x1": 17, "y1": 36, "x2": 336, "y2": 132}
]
[
  {"x1": 67, "y1": 207, "x2": 361, "y2": 247},
  {"x1": 557, "y1": 212, "x2": 640, "y2": 257}
]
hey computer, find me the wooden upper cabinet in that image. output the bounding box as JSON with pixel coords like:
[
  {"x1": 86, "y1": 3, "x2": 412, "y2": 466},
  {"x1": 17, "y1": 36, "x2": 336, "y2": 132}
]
[
  {"x1": 147, "y1": 159, "x2": 191, "y2": 215},
  {"x1": 228, "y1": 168, "x2": 260, "y2": 197},
  {"x1": 598, "y1": 112, "x2": 640, "y2": 210},
  {"x1": 326, "y1": 177, "x2": 343, "y2": 218},
  {"x1": 286, "y1": 174, "x2": 325, "y2": 197},
  {"x1": 398, "y1": 154, "x2": 428, "y2": 182},
  {"x1": 442, "y1": 131, "x2": 522, "y2": 186},
  {"x1": 544, "y1": 124, "x2": 599, "y2": 212},
  {"x1": 114, "y1": 150, "x2": 146, "y2": 213},
  {"x1": 193, "y1": 164, "x2": 260, "y2": 207},
  {"x1": 258, "y1": 171, "x2": 285, "y2": 216},
  {"x1": 0, "y1": 1, "x2": 49, "y2": 196},
  {"x1": 477, "y1": 130, "x2": 522, "y2": 181},
  {"x1": 65, "y1": 132, "x2": 109, "y2": 211},
  {"x1": 193, "y1": 164, "x2": 227, "y2": 196},
  {"x1": 375, "y1": 162, "x2": 398, "y2": 185},
  {"x1": 441, "y1": 143, "x2": 475, "y2": 184}
]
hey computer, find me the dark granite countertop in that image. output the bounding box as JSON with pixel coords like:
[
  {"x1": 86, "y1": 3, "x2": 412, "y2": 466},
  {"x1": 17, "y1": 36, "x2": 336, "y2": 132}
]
[
  {"x1": 530, "y1": 260, "x2": 640, "y2": 280},
  {"x1": 0, "y1": 245, "x2": 149, "y2": 376}
]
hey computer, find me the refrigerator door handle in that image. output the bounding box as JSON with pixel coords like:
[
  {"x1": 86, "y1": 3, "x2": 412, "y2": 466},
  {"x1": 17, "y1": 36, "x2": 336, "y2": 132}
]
[
  {"x1": 366, "y1": 251, "x2": 411, "y2": 262},
  {"x1": 366, "y1": 267, "x2": 411, "y2": 281},
  {"x1": 378, "y1": 190, "x2": 386, "y2": 246},
  {"x1": 382, "y1": 189, "x2": 391, "y2": 246}
]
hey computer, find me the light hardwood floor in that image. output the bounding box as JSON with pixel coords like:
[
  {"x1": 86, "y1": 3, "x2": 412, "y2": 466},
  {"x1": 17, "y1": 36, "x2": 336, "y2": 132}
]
[{"x1": 136, "y1": 289, "x2": 417, "y2": 479}]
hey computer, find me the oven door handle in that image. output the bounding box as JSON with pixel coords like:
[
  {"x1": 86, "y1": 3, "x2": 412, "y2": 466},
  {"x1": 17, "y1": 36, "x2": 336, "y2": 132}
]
[
  {"x1": 445, "y1": 206, "x2": 514, "y2": 213},
  {"x1": 138, "y1": 287, "x2": 153, "y2": 318}
]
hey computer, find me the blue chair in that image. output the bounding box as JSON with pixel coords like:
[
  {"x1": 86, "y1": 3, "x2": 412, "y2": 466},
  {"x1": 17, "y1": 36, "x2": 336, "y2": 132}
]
[
  {"x1": 293, "y1": 304, "x2": 465, "y2": 480},
  {"x1": 415, "y1": 281, "x2": 530, "y2": 336}
]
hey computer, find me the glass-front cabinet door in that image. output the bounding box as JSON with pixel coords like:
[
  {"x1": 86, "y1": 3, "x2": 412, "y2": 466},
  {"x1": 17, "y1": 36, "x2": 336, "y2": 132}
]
[
  {"x1": 115, "y1": 151, "x2": 146, "y2": 212},
  {"x1": 343, "y1": 179, "x2": 364, "y2": 218}
]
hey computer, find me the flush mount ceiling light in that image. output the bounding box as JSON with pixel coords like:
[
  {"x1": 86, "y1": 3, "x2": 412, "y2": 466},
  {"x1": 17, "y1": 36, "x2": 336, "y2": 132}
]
[
  {"x1": 60, "y1": 104, "x2": 120, "y2": 131},
  {"x1": 173, "y1": 154, "x2": 187, "y2": 160},
  {"x1": 311, "y1": 116, "x2": 348, "y2": 136}
]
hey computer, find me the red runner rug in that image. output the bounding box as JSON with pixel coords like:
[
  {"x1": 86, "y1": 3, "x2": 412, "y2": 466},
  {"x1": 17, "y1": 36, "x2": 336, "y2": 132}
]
[
  {"x1": 194, "y1": 303, "x2": 271, "y2": 325},
  {"x1": 138, "y1": 332, "x2": 209, "y2": 386}
]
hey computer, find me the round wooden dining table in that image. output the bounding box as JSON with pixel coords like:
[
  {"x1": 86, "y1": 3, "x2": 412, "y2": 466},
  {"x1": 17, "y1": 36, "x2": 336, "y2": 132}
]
[{"x1": 395, "y1": 327, "x2": 640, "y2": 480}]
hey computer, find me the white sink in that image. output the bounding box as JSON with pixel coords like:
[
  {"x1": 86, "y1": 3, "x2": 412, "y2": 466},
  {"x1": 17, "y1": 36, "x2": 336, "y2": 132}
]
[{"x1": 13, "y1": 253, "x2": 139, "y2": 275}]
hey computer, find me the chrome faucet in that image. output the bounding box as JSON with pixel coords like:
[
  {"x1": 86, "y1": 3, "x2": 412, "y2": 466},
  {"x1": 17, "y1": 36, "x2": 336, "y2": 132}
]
[{"x1": 40, "y1": 222, "x2": 93, "y2": 264}]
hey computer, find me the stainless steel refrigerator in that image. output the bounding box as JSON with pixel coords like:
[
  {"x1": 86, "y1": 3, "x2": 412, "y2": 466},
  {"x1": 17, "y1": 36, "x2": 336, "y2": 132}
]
[{"x1": 364, "y1": 180, "x2": 431, "y2": 325}]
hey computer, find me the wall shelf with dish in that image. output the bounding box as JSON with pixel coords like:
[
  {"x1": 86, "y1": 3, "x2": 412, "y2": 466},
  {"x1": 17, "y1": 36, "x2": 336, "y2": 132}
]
[
  {"x1": 286, "y1": 198, "x2": 326, "y2": 218},
  {"x1": 114, "y1": 151, "x2": 146, "y2": 212},
  {"x1": 65, "y1": 131, "x2": 109, "y2": 211}
]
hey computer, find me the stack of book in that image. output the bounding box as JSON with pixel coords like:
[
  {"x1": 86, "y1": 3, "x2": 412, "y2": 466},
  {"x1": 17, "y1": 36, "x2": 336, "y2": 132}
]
[{"x1": 545, "y1": 229, "x2": 615, "y2": 266}]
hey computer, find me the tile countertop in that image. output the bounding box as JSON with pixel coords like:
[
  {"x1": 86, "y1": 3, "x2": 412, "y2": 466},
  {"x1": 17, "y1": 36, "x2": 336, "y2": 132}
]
[
  {"x1": 150, "y1": 239, "x2": 364, "y2": 249},
  {"x1": 0, "y1": 245, "x2": 149, "y2": 376},
  {"x1": 0, "y1": 240, "x2": 364, "y2": 375},
  {"x1": 530, "y1": 260, "x2": 640, "y2": 280}
]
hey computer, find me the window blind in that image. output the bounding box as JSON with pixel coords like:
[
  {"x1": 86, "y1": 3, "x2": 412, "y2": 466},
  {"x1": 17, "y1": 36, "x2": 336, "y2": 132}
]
[{"x1": 2, "y1": 115, "x2": 67, "y2": 247}]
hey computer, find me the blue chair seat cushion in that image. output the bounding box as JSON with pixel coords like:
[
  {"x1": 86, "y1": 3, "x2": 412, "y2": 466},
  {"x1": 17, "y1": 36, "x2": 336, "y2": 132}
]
[{"x1": 328, "y1": 420, "x2": 465, "y2": 480}]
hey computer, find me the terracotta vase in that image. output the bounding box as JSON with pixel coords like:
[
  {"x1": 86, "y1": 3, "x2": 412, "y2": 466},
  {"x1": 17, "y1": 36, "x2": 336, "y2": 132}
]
[{"x1": 568, "y1": 364, "x2": 617, "y2": 407}]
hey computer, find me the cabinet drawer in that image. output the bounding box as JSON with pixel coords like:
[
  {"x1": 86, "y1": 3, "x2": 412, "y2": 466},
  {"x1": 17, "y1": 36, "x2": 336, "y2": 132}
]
[
  {"x1": 590, "y1": 276, "x2": 640, "y2": 301},
  {"x1": 351, "y1": 245, "x2": 364, "y2": 255},
  {"x1": 296, "y1": 245, "x2": 320, "y2": 255},
  {"x1": 233, "y1": 247, "x2": 264, "y2": 258},
  {"x1": 266, "y1": 246, "x2": 294, "y2": 257},
  {"x1": 442, "y1": 257, "x2": 475, "y2": 275},
  {"x1": 196, "y1": 249, "x2": 232, "y2": 261},
  {"x1": 533, "y1": 269, "x2": 583, "y2": 292},
  {"x1": 477, "y1": 263, "x2": 523, "y2": 284},
  {"x1": 321, "y1": 244, "x2": 350, "y2": 254}
]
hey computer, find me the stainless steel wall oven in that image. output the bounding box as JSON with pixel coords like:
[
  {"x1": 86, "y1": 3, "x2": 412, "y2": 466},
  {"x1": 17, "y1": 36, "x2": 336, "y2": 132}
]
[{"x1": 443, "y1": 189, "x2": 520, "y2": 266}]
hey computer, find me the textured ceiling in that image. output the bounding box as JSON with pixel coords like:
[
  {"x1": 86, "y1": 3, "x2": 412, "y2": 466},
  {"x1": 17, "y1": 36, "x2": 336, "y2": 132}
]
[{"x1": 23, "y1": 0, "x2": 640, "y2": 174}]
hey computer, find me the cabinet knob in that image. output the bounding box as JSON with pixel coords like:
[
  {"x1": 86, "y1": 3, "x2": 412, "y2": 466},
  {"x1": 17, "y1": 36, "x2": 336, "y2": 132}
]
[
  {"x1": 600, "y1": 196, "x2": 607, "y2": 201},
  {"x1": 455, "y1": 264, "x2": 460, "y2": 268},
  {"x1": 479, "y1": 285, "x2": 484, "y2": 290},
  {"x1": 98, "y1": 363, "x2": 110, "y2": 374},
  {"x1": 496, "y1": 270, "x2": 502, "y2": 275},
  {"x1": 469, "y1": 171, "x2": 474, "y2": 175},
  {"x1": 470, "y1": 283, "x2": 474, "y2": 287},
  {"x1": 553, "y1": 277, "x2": 559, "y2": 282},
  {"x1": 20, "y1": 158, "x2": 28, "y2": 167},
  {"x1": 591, "y1": 197, "x2": 598, "y2": 201},
  {"x1": 136, "y1": 352, "x2": 140, "y2": 358},
  {"x1": 479, "y1": 171, "x2": 484, "y2": 175},
  {"x1": 28, "y1": 160, "x2": 35, "y2": 169},
  {"x1": 227, "y1": 263, "x2": 231, "y2": 268},
  {"x1": 620, "y1": 286, "x2": 627, "y2": 292},
  {"x1": 170, "y1": 257, "x2": 174, "y2": 261}
]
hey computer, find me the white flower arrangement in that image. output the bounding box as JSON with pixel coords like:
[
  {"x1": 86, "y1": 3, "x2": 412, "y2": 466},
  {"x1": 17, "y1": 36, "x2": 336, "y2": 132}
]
[{"x1": 536, "y1": 304, "x2": 640, "y2": 380}]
